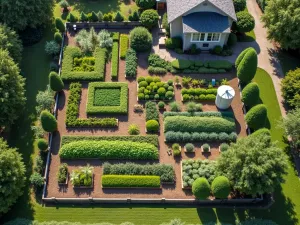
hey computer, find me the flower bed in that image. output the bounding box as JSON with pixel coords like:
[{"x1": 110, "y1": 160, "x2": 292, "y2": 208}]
[
  {"x1": 61, "y1": 135, "x2": 159, "y2": 147},
  {"x1": 164, "y1": 116, "x2": 236, "y2": 133},
  {"x1": 66, "y1": 83, "x2": 118, "y2": 127},
  {"x1": 181, "y1": 88, "x2": 217, "y2": 101},
  {"x1": 137, "y1": 76, "x2": 174, "y2": 101},
  {"x1": 111, "y1": 41, "x2": 119, "y2": 80},
  {"x1": 145, "y1": 101, "x2": 159, "y2": 121},
  {"x1": 61, "y1": 46, "x2": 107, "y2": 81},
  {"x1": 59, "y1": 140, "x2": 159, "y2": 160},
  {"x1": 120, "y1": 34, "x2": 128, "y2": 60},
  {"x1": 103, "y1": 162, "x2": 175, "y2": 183},
  {"x1": 86, "y1": 82, "x2": 128, "y2": 114},
  {"x1": 181, "y1": 159, "x2": 216, "y2": 188},
  {"x1": 102, "y1": 175, "x2": 161, "y2": 188},
  {"x1": 57, "y1": 163, "x2": 68, "y2": 185}
]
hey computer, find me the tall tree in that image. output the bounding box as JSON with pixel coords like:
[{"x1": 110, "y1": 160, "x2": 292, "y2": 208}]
[
  {"x1": 0, "y1": 24, "x2": 23, "y2": 63},
  {"x1": 216, "y1": 133, "x2": 288, "y2": 196},
  {"x1": 261, "y1": 0, "x2": 300, "y2": 50},
  {"x1": 0, "y1": 0, "x2": 55, "y2": 30},
  {"x1": 0, "y1": 49, "x2": 26, "y2": 128},
  {"x1": 0, "y1": 138, "x2": 26, "y2": 214}
]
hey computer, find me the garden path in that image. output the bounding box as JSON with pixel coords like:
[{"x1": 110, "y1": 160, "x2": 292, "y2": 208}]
[{"x1": 153, "y1": 0, "x2": 286, "y2": 116}]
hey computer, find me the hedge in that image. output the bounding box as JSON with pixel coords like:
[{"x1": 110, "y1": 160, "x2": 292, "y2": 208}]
[
  {"x1": 192, "y1": 178, "x2": 211, "y2": 199},
  {"x1": 61, "y1": 135, "x2": 159, "y2": 147},
  {"x1": 103, "y1": 162, "x2": 174, "y2": 182},
  {"x1": 242, "y1": 82, "x2": 260, "y2": 107},
  {"x1": 59, "y1": 140, "x2": 158, "y2": 160},
  {"x1": 66, "y1": 83, "x2": 118, "y2": 127},
  {"x1": 120, "y1": 34, "x2": 128, "y2": 59},
  {"x1": 245, "y1": 104, "x2": 267, "y2": 130},
  {"x1": 61, "y1": 46, "x2": 107, "y2": 81},
  {"x1": 145, "y1": 101, "x2": 159, "y2": 121},
  {"x1": 125, "y1": 48, "x2": 137, "y2": 77},
  {"x1": 111, "y1": 41, "x2": 119, "y2": 80},
  {"x1": 40, "y1": 110, "x2": 57, "y2": 132},
  {"x1": 211, "y1": 176, "x2": 230, "y2": 199},
  {"x1": 86, "y1": 82, "x2": 128, "y2": 114},
  {"x1": 237, "y1": 47, "x2": 258, "y2": 84},
  {"x1": 164, "y1": 116, "x2": 236, "y2": 133},
  {"x1": 102, "y1": 175, "x2": 161, "y2": 188},
  {"x1": 163, "y1": 111, "x2": 234, "y2": 119},
  {"x1": 112, "y1": 32, "x2": 120, "y2": 41},
  {"x1": 181, "y1": 88, "x2": 217, "y2": 101},
  {"x1": 165, "y1": 131, "x2": 237, "y2": 143},
  {"x1": 148, "y1": 66, "x2": 167, "y2": 75},
  {"x1": 170, "y1": 59, "x2": 232, "y2": 72}
]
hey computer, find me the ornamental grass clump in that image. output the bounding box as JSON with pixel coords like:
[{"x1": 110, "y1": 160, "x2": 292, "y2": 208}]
[{"x1": 59, "y1": 140, "x2": 158, "y2": 160}]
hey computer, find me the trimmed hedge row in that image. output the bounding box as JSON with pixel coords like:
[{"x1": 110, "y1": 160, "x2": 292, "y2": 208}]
[
  {"x1": 103, "y1": 162, "x2": 174, "y2": 182},
  {"x1": 182, "y1": 87, "x2": 217, "y2": 101},
  {"x1": 164, "y1": 116, "x2": 236, "y2": 133},
  {"x1": 66, "y1": 83, "x2": 118, "y2": 127},
  {"x1": 112, "y1": 32, "x2": 120, "y2": 42},
  {"x1": 125, "y1": 48, "x2": 137, "y2": 77},
  {"x1": 171, "y1": 59, "x2": 232, "y2": 71},
  {"x1": 163, "y1": 111, "x2": 234, "y2": 119},
  {"x1": 61, "y1": 135, "x2": 159, "y2": 147},
  {"x1": 145, "y1": 101, "x2": 159, "y2": 121},
  {"x1": 86, "y1": 82, "x2": 128, "y2": 114},
  {"x1": 61, "y1": 46, "x2": 107, "y2": 81},
  {"x1": 148, "y1": 66, "x2": 167, "y2": 75},
  {"x1": 111, "y1": 41, "x2": 119, "y2": 80},
  {"x1": 102, "y1": 175, "x2": 161, "y2": 188},
  {"x1": 165, "y1": 131, "x2": 237, "y2": 143},
  {"x1": 120, "y1": 34, "x2": 128, "y2": 59},
  {"x1": 59, "y1": 140, "x2": 159, "y2": 160}
]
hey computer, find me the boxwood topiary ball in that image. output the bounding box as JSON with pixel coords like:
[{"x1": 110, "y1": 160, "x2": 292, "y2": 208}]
[
  {"x1": 37, "y1": 139, "x2": 48, "y2": 151},
  {"x1": 192, "y1": 177, "x2": 210, "y2": 199},
  {"x1": 146, "y1": 120, "x2": 159, "y2": 132},
  {"x1": 211, "y1": 176, "x2": 230, "y2": 199},
  {"x1": 245, "y1": 104, "x2": 267, "y2": 130}
]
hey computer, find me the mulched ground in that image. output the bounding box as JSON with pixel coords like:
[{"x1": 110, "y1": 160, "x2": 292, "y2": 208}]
[{"x1": 45, "y1": 30, "x2": 247, "y2": 199}]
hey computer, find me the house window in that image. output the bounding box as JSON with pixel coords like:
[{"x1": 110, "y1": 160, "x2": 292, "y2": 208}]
[
  {"x1": 191, "y1": 33, "x2": 205, "y2": 42},
  {"x1": 190, "y1": 33, "x2": 221, "y2": 42}
]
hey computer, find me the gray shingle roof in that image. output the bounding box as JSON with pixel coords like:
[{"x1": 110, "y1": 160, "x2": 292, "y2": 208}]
[
  {"x1": 167, "y1": 0, "x2": 237, "y2": 23},
  {"x1": 182, "y1": 12, "x2": 231, "y2": 33}
]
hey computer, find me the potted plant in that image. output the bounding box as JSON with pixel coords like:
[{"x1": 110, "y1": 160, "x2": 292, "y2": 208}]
[
  {"x1": 172, "y1": 143, "x2": 181, "y2": 157},
  {"x1": 57, "y1": 163, "x2": 68, "y2": 185},
  {"x1": 184, "y1": 143, "x2": 195, "y2": 152},
  {"x1": 202, "y1": 143, "x2": 210, "y2": 153}
]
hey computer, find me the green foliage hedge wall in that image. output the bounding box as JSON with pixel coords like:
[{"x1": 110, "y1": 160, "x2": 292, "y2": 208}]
[
  {"x1": 59, "y1": 140, "x2": 159, "y2": 160},
  {"x1": 102, "y1": 175, "x2": 161, "y2": 187},
  {"x1": 61, "y1": 46, "x2": 107, "y2": 81}
]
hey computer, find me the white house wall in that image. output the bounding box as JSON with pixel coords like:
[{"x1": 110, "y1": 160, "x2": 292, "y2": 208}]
[{"x1": 170, "y1": 17, "x2": 183, "y2": 38}]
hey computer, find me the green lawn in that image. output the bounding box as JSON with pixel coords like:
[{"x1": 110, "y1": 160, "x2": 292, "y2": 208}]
[{"x1": 54, "y1": 0, "x2": 139, "y2": 21}]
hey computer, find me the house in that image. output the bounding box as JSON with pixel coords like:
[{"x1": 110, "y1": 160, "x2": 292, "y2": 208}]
[{"x1": 162, "y1": 0, "x2": 237, "y2": 50}]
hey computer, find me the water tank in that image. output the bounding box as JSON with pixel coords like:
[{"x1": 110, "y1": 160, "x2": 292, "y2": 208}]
[{"x1": 215, "y1": 85, "x2": 235, "y2": 110}]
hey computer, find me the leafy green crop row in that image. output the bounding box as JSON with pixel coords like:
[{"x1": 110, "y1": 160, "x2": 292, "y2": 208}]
[
  {"x1": 61, "y1": 46, "x2": 107, "y2": 81},
  {"x1": 120, "y1": 34, "x2": 128, "y2": 59},
  {"x1": 102, "y1": 175, "x2": 161, "y2": 187},
  {"x1": 163, "y1": 111, "x2": 234, "y2": 118},
  {"x1": 86, "y1": 82, "x2": 128, "y2": 114},
  {"x1": 164, "y1": 116, "x2": 236, "y2": 133},
  {"x1": 59, "y1": 140, "x2": 159, "y2": 160},
  {"x1": 111, "y1": 41, "x2": 119, "y2": 80},
  {"x1": 66, "y1": 83, "x2": 118, "y2": 127},
  {"x1": 103, "y1": 162, "x2": 174, "y2": 182},
  {"x1": 61, "y1": 135, "x2": 159, "y2": 147}
]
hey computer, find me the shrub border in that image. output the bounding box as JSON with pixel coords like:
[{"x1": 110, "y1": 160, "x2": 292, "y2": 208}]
[
  {"x1": 86, "y1": 82, "x2": 128, "y2": 114},
  {"x1": 61, "y1": 46, "x2": 107, "y2": 81}
]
